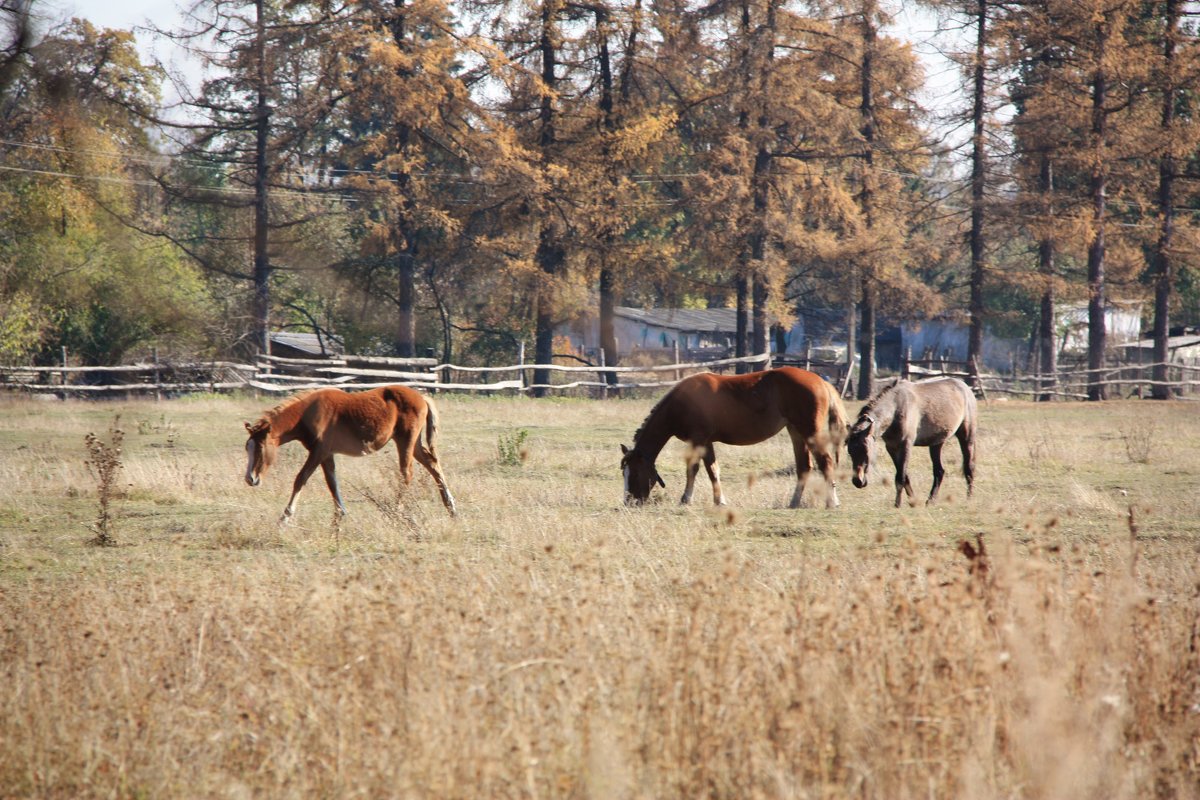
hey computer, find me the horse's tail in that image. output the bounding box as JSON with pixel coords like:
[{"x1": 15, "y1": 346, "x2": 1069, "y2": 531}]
[
  {"x1": 825, "y1": 381, "x2": 848, "y2": 464},
  {"x1": 423, "y1": 394, "x2": 441, "y2": 454}
]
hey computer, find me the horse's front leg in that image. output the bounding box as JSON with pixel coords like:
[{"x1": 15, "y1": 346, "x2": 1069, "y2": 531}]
[
  {"x1": 282, "y1": 448, "x2": 324, "y2": 523},
  {"x1": 321, "y1": 456, "x2": 347, "y2": 517},
  {"x1": 702, "y1": 445, "x2": 728, "y2": 506},
  {"x1": 926, "y1": 442, "x2": 946, "y2": 505}
]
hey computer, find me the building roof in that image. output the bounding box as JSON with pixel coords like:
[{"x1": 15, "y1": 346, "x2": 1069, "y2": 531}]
[
  {"x1": 1117, "y1": 334, "x2": 1200, "y2": 351},
  {"x1": 615, "y1": 306, "x2": 739, "y2": 333},
  {"x1": 269, "y1": 331, "x2": 344, "y2": 357}
]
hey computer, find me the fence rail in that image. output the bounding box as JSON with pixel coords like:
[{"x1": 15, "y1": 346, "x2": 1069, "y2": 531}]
[
  {"x1": 3, "y1": 352, "x2": 1198, "y2": 400},
  {"x1": 0, "y1": 353, "x2": 773, "y2": 398}
]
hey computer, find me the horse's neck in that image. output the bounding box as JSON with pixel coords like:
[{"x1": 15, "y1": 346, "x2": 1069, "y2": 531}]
[
  {"x1": 633, "y1": 405, "x2": 674, "y2": 462},
  {"x1": 268, "y1": 396, "x2": 311, "y2": 443},
  {"x1": 869, "y1": 393, "x2": 899, "y2": 433}
]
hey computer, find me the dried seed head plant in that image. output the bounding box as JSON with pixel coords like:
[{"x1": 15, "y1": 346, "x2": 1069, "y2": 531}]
[{"x1": 83, "y1": 415, "x2": 124, "y2": 547}]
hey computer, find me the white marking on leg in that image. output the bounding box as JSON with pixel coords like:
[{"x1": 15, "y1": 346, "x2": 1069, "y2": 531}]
[
  {"x1": 709, "y1": 462, "x2": 727, "y2": 506},
  {"x1": 790, "y1": 473, "x2": 812, "y2": 509},
  {"x1": 827, "y1": 483, "x2": 840, "y2": 509}
]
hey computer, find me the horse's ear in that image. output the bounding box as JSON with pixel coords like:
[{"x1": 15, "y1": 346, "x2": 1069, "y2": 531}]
[
  {"x1": 620, "y1": 444, "x2": 630, "y2": 455},
  {"x1": 244, "y1": 421, "x2": 253, "y2": 433}
]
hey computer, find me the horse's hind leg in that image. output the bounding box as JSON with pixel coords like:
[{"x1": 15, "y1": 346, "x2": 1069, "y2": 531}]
[
  {"x1": 680, "y1": 446, "x2": 702, "y2": 505},
  {"x1": 702, "y1": 445, "x2": 728, "y2": 506},
  {"x1": 786, "y1": 427, "x2": 813, "y2": 509},
  {"x1": 887, "y1": 441, "x2": 914, "y2": 508},
  {"x1": 812, "y1": 443, "x2": 839, "y2": 509},
  {"x1": 927, "y1": 443, "x2": 946, "y2": 505},
  {"x1": 958, "y1": 427, "x2": 975, "y2": 497},
  {"x1": 321, "y1": 457, "x2": 347, "y2": 516},
  {"x1": 413, "y1": 443, "x2": 457, "y2": 516},
  {"x1": 282, "y1": 449, "x2": 324, "y2": 522}
]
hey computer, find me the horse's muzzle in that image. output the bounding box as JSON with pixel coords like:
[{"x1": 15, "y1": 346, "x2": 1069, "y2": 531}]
[
  {"x1": 246, "y1": 475, "x2": 260, "y2": 487},
  {"x1": 851, "y1": 474, "x2": 867, "y2": 489}
]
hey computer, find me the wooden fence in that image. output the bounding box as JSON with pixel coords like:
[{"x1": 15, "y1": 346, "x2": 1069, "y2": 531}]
[
  {"x1": 3, "y1": 350, "x2": 1197, "y2": 400},
  {"x1": 0, "y1": 352, "x2": 773, "y2": 398}
]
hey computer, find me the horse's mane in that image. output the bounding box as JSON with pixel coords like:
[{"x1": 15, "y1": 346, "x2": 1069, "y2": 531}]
[
  {"x1": 632, "y1": 384, "x2": 677, "y2": 447},
  {"x1": 253, "y1": 389, "x2": 319, "y2": 431},
  {"x1": 861, "y1": 376, "x2": 902, "y2": 414}
]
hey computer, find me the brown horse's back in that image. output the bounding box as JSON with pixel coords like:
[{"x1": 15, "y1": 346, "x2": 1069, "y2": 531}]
[{"x1": 663, "y1": 367, "x2": 831, "y2": 445}]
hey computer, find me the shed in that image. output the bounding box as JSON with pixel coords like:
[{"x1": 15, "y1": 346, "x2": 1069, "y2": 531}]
[
  {"x1": 558, "y1": 306, "x2": 804, "y2": 359},
  {"x1": 1116, "y1": 333, "x2": 1200, "y2": 366},
  {"x1": 269, "y1": 331, "x2": 344, "y2": 359}
]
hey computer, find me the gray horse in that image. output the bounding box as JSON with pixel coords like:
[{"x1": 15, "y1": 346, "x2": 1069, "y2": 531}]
[{"x1": 846, "y1": 377, "x2": 977, "y2": 507}]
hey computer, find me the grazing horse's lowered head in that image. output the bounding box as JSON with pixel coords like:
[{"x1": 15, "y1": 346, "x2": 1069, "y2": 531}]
[
  {"x1": 620, "y1": 443, "x2": 665, "y2": 505},
  {"x1": 846, "y1": 413, "x2": 877, "y2": 488},
  {"x1": 243, "y1": 419, "x2": 277, "y2": 487}
]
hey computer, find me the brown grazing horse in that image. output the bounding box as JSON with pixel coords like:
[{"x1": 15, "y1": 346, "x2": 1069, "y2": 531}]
[
  {"x1": 620, "y1": 367, "x2": 847, "y2": 509},
  {"x1": 846, "y1": 376, "x2": 977, "y2": 507},
  {"x1": 244, "y1": 385, "x2": 456, "y2": 521}
]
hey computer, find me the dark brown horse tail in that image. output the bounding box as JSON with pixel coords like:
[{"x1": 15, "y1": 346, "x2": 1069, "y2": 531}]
[{"x1": 423, "y1": 394, "x2": 441, "y2": 454}]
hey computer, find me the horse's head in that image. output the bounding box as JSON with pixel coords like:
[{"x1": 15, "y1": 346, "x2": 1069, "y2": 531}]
[
  {"x1": 620, "y1": 444, "x2": 665, "y2": 506},
  {"x1": 846, "y1": 414, "x2": 876, "y2": 489},
  {"x1": 244, "y1": 419, "x2": 276, "y2": 486}
]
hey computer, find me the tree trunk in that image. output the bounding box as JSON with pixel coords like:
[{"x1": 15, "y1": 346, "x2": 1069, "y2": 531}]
[
  {"x1": 735, "y1": 273, "x2": 749, "y2": 373},
  {"x1": 599, "y1": 266, "x2": 618, "y2": 384},
  {"x1": 1037, "y1": 154, "x2": 1056, "y2": 402},
  {"x1": 967, "y1": 0, "x2": 987, "y2": 387},
  {"x1": 858, "y1": 281, "x2": 876, "y2": 400},
  {"x1": 856, "y1": 0, "x2": 877, "y2": 401},
  {"x1": 391, "y1": 0, "x2": 417, "y2": 358},
  {"x1": 1152, "y1": 0, "x2": 1179, "y2": 400},
  {"x1": 1086, "y1": 28, "x2": 1109, "y2": 401},
  {"x1": 397, "y1": 247, "x2": 416, "y2": 357},
  {"x1": 596, "y1": 6, "x2": 619, "y2": 386},
  {"x1": 532, "y1": 0, "x2": 561, "y2": 397},
  {"x1": 252, "y1": 0, "x2": 271, "y2": 356},
  {"x1": 752, "y1": 274, "x2": 768, "y2": 364}
]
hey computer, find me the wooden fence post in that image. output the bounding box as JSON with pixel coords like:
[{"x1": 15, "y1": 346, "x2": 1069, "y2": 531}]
[
  {"x1": 598, "y1": 348, "x2": 608, "y2": 400},
  {"x1": 673, "y1": 340, "x2": 681, "y2": 382},
  {"x1": 518, "y1": 341, "x2": 527, "y2": 390},
  {"x1": 153, "y1": 347, "x2": 161, "y2": 402}
]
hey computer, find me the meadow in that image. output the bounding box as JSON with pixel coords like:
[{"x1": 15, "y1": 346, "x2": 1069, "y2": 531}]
[{"x1": 1, "y1": 391, "x2": 1198, "y2": 799}]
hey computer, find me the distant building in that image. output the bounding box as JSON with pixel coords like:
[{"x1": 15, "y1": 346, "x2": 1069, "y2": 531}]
[
  {"x1": 900, "y1": 317, "x2": 1024, "y2": 372},
  {"x1": 558, "y1": 306, "x2": 804, "y2": 359},
  {"x1": 269, "y1": 331, "x2": 343, "y2": 359},
  {"x1": 900, "y1": 302, "x2": 1144, "y2": 373},
  {"x1": 1057, "y1": 301, "x2": 1143, "y2": 354},
  {"x1": 1117, "y1": 329, "x2": 1200, "y2": 367}
]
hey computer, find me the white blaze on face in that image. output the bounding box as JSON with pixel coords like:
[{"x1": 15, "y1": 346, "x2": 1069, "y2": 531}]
[
  {"x1": 623, "y1": 464, "x2": 632, "y2": 505},
  {"x1": 245, "y1": 440, "x2": 259, "y2": 486}
]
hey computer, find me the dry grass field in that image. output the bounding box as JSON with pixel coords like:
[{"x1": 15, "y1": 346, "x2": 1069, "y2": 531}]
[{"x1": 1, "y1": 391, "x2": 1198, "y2": 799}]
